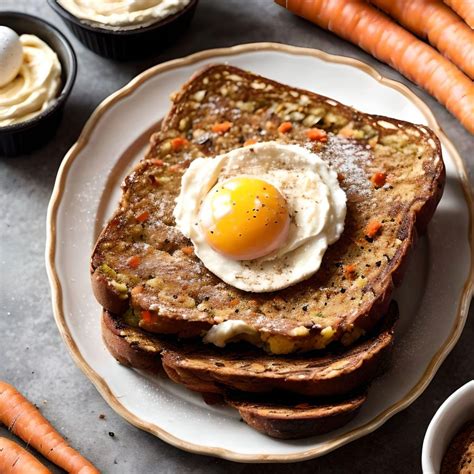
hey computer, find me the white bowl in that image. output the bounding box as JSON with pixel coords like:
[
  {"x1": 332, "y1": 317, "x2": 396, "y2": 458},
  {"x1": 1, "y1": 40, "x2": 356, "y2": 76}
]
[{"x1": 422, "y1": 381, "x2": 474, "y2": 473}]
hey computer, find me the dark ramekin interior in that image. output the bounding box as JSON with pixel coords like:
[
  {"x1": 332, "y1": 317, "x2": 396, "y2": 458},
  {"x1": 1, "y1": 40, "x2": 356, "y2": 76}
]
[
  {"x1": 48, "y1": 0, "x2": 199, "y2": 60},
  {"x1": 0, "y1": 12, "x2": 77, "y2": 156}
]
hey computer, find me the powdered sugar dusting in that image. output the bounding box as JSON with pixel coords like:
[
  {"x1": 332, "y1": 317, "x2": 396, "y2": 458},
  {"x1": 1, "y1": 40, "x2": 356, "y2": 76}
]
[{"x1": 320, "y1": 136, "x2": 373, "y2": 199}]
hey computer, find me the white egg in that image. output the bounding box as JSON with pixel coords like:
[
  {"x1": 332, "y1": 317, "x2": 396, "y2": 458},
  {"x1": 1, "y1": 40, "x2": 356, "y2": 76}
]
[
  {"x1": 0, "y1": 26, "x2": 23, "y2": 88},
  {"x1": 174, "y1": 142, "x2": 347, "y2": 293}
]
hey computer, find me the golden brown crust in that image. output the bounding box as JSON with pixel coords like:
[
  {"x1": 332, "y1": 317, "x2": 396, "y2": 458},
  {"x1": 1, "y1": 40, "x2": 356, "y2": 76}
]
[
  {"x1": 441, "y1": 421, "x2": 474, "y2": 474},
  {"x1": 92, "y1": 267, "x2": 129, "y2": 315},
  {"x1": 226, "y1": 392, "x2": 367, "y2": 439},
  {"x1": 91, "y1": 64, "x2": 445, "y2": 353},
  {"x1": 102, "y1": 308, "x2": 374, "y2": 438},
  {"x1": 102, "y1": 302, "x2": 396, "y2": 396}
]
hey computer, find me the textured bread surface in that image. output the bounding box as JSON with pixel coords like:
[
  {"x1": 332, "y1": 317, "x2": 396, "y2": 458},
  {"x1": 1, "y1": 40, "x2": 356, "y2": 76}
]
[
  {"x1": 226, "y1": 391, "x2": 367, "y2": 440},
  {"x1": 102, "y1": 302, "x2": 396, "y2": 397},
  {"x1": 102, "y1": 308, "x2": 374, "y2": 439},
  {"x1": 91, "y1": 64, "x2": 444, "y2": 353},
  {"x1": 441, "y1": 421, "x2": 474, "y2": 474}
]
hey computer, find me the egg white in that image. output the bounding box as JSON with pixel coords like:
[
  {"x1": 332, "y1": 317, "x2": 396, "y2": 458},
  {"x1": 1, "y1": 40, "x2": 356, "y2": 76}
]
[{"x1": 173, "y1": 142, "x2": 346, "y2": 292}]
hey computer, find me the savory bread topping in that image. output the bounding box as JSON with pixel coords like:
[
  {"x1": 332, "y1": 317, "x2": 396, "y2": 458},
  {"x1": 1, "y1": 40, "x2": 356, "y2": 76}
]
[
  {"x1": 0, "y1": 34, "x2": 61, "y2": 127},
  {"x1": 173, "y1": 142, "x2": 347, "y2": 293},
  {"x1": 57, "y1": 0, "x2": 191, "y2": 28}
]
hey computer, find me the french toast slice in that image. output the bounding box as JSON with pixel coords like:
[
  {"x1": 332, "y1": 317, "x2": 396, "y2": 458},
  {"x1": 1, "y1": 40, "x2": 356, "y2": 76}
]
[
  {"x1": 101, "y1": 302, "x2": 396, "y2": 397},
  {"x1": 91, "y1": 65, "x2": 444, "y2": 354},
  {"x1": 225, "y1": 392, "x2": 367, "y2": 440}
]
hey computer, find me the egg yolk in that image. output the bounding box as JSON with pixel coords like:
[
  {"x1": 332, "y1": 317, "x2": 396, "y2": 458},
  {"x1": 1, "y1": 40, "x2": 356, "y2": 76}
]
[{"x1": 199, "y1": 176, "x2": 290, "y2": 260}]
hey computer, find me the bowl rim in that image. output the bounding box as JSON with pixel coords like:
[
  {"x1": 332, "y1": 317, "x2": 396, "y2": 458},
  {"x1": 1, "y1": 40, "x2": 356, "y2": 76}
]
[
  {"x1": 421, "y1": 380, "x2": 474, "y2": 473},
  {"x1": 47, "y1": 0, "x2": 198, "y2": 35},
  {"x1": 0, "y1": 11, "x2": 77, "y2": 134}
]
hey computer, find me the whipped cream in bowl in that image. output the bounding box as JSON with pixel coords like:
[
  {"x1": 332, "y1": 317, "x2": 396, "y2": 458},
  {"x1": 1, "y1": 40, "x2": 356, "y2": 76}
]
[
  {"x1": 57, "y1": 0, "x2": 192, "y2": 29},
  {"x1": 49, "y1": 0, "x2": 199, "y2": 60},
  {"x1": 0, "y1": 33, "x2": 62, "y2": 128},
  {"x1": 0, "y1": 12, "x2": 76, "y2": 156}
]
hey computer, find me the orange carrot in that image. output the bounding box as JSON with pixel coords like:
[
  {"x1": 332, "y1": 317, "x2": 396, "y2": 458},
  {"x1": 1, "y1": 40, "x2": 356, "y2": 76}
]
[
  {"x1": 0, "y1": 437, "x2": 50, "y2": 474},
  {"x1": 370, "y1": 0, "x2": 474, "y2": 79},
  {"x1": 344, "y1": 264, "x2": 357, "y2": 280},
  {"x1": 275, "y1": 0, "x2": 474, "y2": 134},
  {"x1": 371, "y1": 172, "x2": 387, "y2": 188},
  {"x1": 170, "y1": 137, "x2": 189, "y2": 151},
  {"x1": 306, "y1": 128, "x2": 328, "y2": 142},
  {"x1": 150, "y1": 158, "x2": 164, "y2": 166},
  {"x1": 212, "y1": 121, "x2": 232, "y2": 133},
  {"x1": 136, "y1": 210, "x2": 150, "y2": 223},
  {"x1": 127, "y1": 255, "x2": 141, "y2": 268},
  {"x1": 243, "y1": 138, "x2": 258, "y2": 146},
  {"x1": 0, "y1": 382, "x2": 99, "y2": 474},
  {"x1": 141, "y1": 310, "x2": 158, "y2": 324},
  {"x1": 365, "y1": 220, "x2": 383, "y2": 238},
  {"x1": 443, "y1": 0, "x2": 474, "y2": 28},
  {"x1": 278, "y1": 121, "x2": 293, "y2": 133}
]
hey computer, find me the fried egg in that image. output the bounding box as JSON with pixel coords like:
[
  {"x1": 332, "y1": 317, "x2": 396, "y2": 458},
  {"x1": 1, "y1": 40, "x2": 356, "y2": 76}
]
[{"x1": 173, "y1": 141, "x2": 346, "y2": 292}]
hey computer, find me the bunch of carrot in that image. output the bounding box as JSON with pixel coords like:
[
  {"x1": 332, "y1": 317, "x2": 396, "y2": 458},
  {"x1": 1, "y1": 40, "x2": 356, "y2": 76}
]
[
  {"x1": 0, "y1": 381, "x2": 99, "y2": 473},
  {"x1": 275, "y1": 0, "x2": 474, "y2": 134}
]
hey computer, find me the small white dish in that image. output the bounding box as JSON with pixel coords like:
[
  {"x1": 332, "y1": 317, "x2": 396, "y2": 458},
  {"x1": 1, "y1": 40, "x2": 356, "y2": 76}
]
[{"x1": 422, "y1": 381, "x2": 474, "y2": 473}]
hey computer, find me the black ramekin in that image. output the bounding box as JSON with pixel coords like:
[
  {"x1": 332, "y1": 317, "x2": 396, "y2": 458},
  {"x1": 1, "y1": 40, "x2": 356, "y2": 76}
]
[
  {"x1": 0, "y1": 12, "x2": 77, "y2": 157},
  {"x1": 48, "y1": 0, "x2": 199, "y2": 60}
]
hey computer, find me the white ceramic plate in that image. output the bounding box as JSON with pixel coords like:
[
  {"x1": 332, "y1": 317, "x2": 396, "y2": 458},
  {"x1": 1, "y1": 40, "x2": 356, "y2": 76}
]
[{"x1": 46, "y1": 43, "x2": 473, "y2": 462}]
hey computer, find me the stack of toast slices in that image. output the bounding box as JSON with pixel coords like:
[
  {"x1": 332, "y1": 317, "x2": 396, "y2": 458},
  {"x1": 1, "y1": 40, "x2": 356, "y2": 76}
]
[{"x1": 91, "y1": 65, "x2": 445, "y2": 439}]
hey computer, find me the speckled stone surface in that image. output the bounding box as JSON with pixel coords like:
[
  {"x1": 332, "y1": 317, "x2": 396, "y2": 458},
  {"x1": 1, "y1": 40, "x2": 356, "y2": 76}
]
[{"x1": 0, "y1": 1, "x2": 472, "y2": 472}]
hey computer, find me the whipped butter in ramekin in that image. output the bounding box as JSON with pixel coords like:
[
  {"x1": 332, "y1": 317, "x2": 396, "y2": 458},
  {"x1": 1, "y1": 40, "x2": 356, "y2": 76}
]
[
  {"x1": 0, "y1": 33, "x2": 61, "y2": 127},
  {"x1": 57, "y1": 0, "x2": 192, "y2": 29}
]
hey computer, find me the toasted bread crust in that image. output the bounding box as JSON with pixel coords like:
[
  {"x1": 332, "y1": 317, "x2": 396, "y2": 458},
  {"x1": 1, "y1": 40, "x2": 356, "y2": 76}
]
[
  {"x1": 92, "y1": 65, "x2": 444, "y2": 353},
  {"x1": 226, "y1": 392, "x2": 367, "y2": 439},
  {"x1": 102, "y1": 302, "x2": 396, "y2": 396},
  {"x1": 102, "y1": 308, "x2": 373, "y2": 438}
]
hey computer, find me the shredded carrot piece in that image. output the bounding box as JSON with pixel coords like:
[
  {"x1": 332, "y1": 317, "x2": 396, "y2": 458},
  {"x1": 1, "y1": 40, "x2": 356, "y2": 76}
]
[
  {"x1": 371, "y1": 172, "x2": 387, "y2": 188},
  {"x1": 171, "y1": 137, "x2": 189, "y2": 151},
  {"x1": 278, "y1": 121, "x2": 293, "y2": 133},
  {"x1": 150, "y1": 159, "x2": 164, "y2": 166},
  {"x1": 244, "y1": 138, "x2": 258, "y2": 146},
  {"x1": 365, "y1": 220, "x2": 383, "y2": 238},
  {"x1": 212, "y1": 121, "x2": 233, "y2": 133},
  {"x1": 141, "y1": 310, "x2": 156, "y2": 323},
  {"x1": 229, "y1": 298, "x2": 240, "y2": 307},
  {"x1": 127, "y1": 255, "x2": 141, "y2": 269},
  {"x1": 306, "y1": 128, "x2": 328, "y2": 142},
  {"x1": 181, "y1": 246, "x2": 194, "y2": 255},
  {"x1": 344, "y1": 264, "x2": 357, "y2": 279},
  {"x1": 136, "y1": 211, "x2": 150, "y2": 223}
]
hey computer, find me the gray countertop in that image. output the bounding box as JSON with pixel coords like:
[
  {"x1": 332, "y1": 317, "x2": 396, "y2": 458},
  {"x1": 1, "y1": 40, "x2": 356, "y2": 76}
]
[{"x1": 0, "y1": 1, "x2": 472, "y2": 472}]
